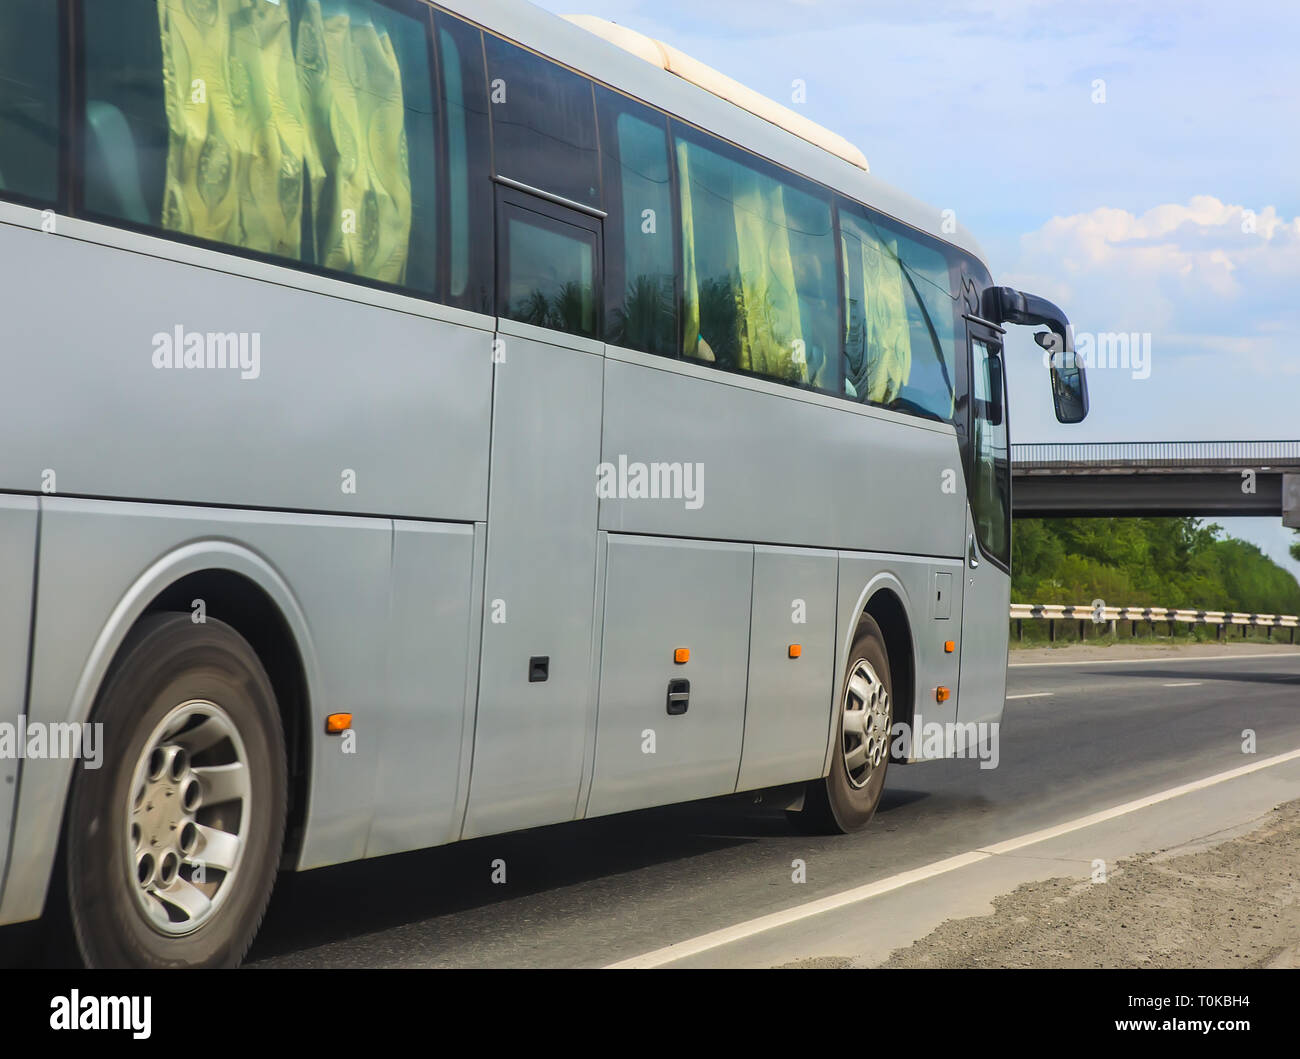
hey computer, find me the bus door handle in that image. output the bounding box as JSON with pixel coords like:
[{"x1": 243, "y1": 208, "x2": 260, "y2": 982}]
[{"x1": 967, "y1": 534, "x2": 980, "y2": 569}]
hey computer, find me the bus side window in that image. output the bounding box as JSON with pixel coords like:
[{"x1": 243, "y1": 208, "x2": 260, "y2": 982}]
[
  {"x1": 0, "y1": 0, "x2": 61, "y2": 206},
  {"x1": 80, "y1": 0, "x2": 439, "y2": 297},
  {"x1": 674, "y1": 128, "x2": 840, "y2": 394},
  {"x1": 436, "y1": 12, "x2": 494, "y2": 315},
  {"x1": 484, "y1": 35, "x2": 601, "y2": 211},
  {"x1": 838, "y1": 201, "x2": 959, "y2": 423},
  {"x1": 499, "y1": 202, "x2": 599, "y2": 339},
  {"x1": 596, "y1": 87, "x2": 677, "y2": 357}
]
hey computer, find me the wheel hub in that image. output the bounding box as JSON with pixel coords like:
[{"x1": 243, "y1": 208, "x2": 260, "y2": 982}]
[
  {"x1": 841, "y1": 657, "x2": 891, "y2": 789},
  {"x1": 125, "y1": 700, "x2": 251, "y2": 936}
]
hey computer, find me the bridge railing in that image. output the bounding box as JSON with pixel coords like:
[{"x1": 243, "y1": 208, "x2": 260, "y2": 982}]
[
  {"x1": 1009, "y1": 602, "x2": 1299, "y2": 642},
  {"x1": 1011, "y1": 440, "x2": 1300, "y2": 470}
]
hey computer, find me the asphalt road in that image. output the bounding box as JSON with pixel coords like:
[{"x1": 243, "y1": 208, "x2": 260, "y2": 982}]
[{"x1": 246, "y1": 645, "x2": 1300, "y2": 968}]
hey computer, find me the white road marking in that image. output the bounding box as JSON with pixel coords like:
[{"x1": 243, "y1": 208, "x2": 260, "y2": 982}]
[
  {"x1": 1009, "y1": 652, "x2": 1299, "y2": 668},
  {"x1": 1162, "y1": 681, "x2": 1203, "y2": 687},
  {"x1": 606, "y1": 745, "x2": 1300, "y2": 969},
  {"x1": 1006, "y1": 692, "x2": 1054, "y2": 700}
]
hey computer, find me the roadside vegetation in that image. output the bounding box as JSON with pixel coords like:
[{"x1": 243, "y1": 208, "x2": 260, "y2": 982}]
[{"x1": 1009, "y1": 518, "x2": 1300, "y2": 647}]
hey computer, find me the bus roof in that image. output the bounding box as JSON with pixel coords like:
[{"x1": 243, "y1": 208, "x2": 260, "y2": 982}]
[{"x1": 562, "y1": 15, "x2": 872, "y2": 175}]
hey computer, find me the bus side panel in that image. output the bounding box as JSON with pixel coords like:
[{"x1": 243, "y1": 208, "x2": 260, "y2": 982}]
[
  {"x1": 0, "y1": 499, "x2": 395, "y2": 925},
  {"x1": 0, "y1": 496, "x2": 38, "y2": 909},
  {"x1": 957, "y1": 506, "x2": 1011, "y2": 732},
  {"x1": 833, "y1": 552, "x2": 963, "y2": 768},
  {"x1": 366, "y1": 521, "x2": 478, "y2": 858},
  {"x1": 599, "y1": 354, "x2": 967, "y2": 558},
  {"x1": 0, "y1": 217, "x2": 492, "y2": 521},
  {"x1": 586, "y1": 534, "x2": 753, "y2": 819},
  {"x1": 461, "y1": 331, "x2": 604, "y2": 840},
  {"x1": 736, "y1": 545, "x2": 839, "y2": 792}
]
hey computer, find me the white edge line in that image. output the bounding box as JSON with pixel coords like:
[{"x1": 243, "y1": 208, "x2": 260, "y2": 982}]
[
  {"x1": 1009, "y1": 651, "x2": 1300, "y2": 668},
  {"x1": 1006, "y1": 692, "x2": 1054, "y2": 700},
  {"x1": 1162, "y1": 682, "x2": 1203, "y2": 687},
  {"x1": 605, "y1": 745, "x2": 1300, "y2": 969}
]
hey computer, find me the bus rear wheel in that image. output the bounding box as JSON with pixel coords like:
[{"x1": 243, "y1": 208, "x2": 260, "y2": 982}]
[
  {"x1": 790, "y1": 615, "x2": 894, "y2": 834},
  {"x1": 66, "y1": 613, "x2": 286, "y2": 968}
]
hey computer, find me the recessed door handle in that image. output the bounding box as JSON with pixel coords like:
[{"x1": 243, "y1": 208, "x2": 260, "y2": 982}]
[
  {"x1": 968, "y1": 533, "x2": 980, "y2": 569},
  {"x1": 666, "y1": 678, "x2": 690, "y2": 715}
]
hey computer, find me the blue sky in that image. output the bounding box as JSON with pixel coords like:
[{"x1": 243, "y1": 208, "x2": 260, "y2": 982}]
[{"x1": 539, "y1": 0, "x2": 1300, "y2": 583}]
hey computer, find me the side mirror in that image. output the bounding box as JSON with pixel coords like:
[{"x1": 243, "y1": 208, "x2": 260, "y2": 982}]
[
  {"x1": 985, "y1": 286, "x2": 1089, "y2": 424},
  {"x1": 1036, "y1": 332, "x2": 1088, "y2": 424}
]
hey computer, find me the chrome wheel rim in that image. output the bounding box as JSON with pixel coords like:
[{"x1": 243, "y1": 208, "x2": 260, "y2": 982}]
[
  {"x1": 841, "y1": 657, "x2": 891, "y2": 789},
  {"x1": 125, "y1": 699, "x2": 251, "y2": 936}
]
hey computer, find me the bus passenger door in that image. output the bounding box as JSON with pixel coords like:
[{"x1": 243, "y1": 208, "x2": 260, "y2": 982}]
[
  {"x1": 958, "y1": 329, "x2": 1012, "y2": 731},
  {"x1": 462, "y1": 192, "x2": 604, "y2": 839}
]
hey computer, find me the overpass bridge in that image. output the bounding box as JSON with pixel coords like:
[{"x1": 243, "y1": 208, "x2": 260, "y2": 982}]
[{"x1": 1011, "y1": 440, "x2": 1300, "y2": 525}]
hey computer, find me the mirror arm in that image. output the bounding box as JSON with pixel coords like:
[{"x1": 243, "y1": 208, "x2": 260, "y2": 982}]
[{"x1": 982, "y1": 286, "x2": 1073, "y2": 351}]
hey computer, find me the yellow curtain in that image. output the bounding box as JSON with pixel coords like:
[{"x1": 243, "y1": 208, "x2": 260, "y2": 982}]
[
  {"x1": 732, "y1": 170, "x2": 806, "y2": 382},
  {"x1": 296, "y1": 1, "x2": 411, "y2": 284},
  {"x1": 677, "y1": 140, "x2": 705, "y2": 360},
  {"x1": 157, "y1": 0, "x2": 241, "y2": 244},
  {"x1": 157, "y1": 0, "x2": 305, "y2": 256},
  {"x1": 678, "y1": 139, "x2": 811, "y2": 380},
  {"x1": 859, "y1": 229, "x2": 912, "y2": 403},
  {"x1": 229, "y1": 2, "x2": 309, "y2": 258},
  {"x1": 156, "y1": 0, "x2": 411, "y2": 282}
]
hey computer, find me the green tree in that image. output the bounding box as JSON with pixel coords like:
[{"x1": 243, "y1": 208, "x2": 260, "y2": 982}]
[{"x1": 1011, "y1": 517, "x2": 1300, "y2": 615}]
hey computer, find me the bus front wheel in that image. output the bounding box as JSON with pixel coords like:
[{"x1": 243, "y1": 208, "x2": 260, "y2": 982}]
[
  {"x1": 66, "y1": 613, "x2": 287, "y2": 968},
  {"x1": 790, "y1": 615, "x2": 894, "y2": 834}
]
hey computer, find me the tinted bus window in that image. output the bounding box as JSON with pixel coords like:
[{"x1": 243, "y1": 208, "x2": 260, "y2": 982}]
[
  {"x1": 499, "y1": 199, "x2": 599, "y2": 339},
  {"x1": 437, "y1": 11, "x2": 493, "y2": 314},
  {"x1": 675, "y1": 127, "x2": 839, "y2": 392},
  {"x1": 839, "y1": 202, "x2": 959, "y2": 421},
  {"x1": 0, "y1": 0, "x2": 60, "y2": 205},
  {"x1": 485, "y1": 35, "x2": 600, "y2": 210},
  {"x1": 597, "y1": 87, "x2": 676, "y2": 357},
  {"x1": 81, "y1": 0, "x2": 437, "y2": 296},
  {"x1": 971, "y1": 337, "x2": 1009, "y2": 562}
]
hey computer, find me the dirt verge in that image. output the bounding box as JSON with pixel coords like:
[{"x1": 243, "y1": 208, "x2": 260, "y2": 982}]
[{"x1": 880, "y1": 801, "x2": 1300, "y2": 968}]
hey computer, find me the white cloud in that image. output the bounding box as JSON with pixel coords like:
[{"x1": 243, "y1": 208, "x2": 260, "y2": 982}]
[{"x1": 1002, "y1": 196, "x2": 1300, "y2": 351}]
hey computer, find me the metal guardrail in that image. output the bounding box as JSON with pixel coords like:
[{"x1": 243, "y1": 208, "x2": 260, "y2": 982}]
[
  {"x1": 1010, "y1": 602, "x2": 1299, "y2": 642},
  {"x1": 1011, "y1": 440, "x2": 1300, "y2": 471}
]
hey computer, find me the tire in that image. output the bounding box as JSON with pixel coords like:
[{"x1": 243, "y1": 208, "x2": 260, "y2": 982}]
[
  {"x1": 790, "y1": 615, "x2": 894, "y2": 835},
  {"x1": 66, "y1": 613, "x2": 287, "y2": 968}
]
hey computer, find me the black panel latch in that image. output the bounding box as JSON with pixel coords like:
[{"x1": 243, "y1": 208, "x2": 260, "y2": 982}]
[
  {"x1": 529, "y1": 656, "x2": 549, "y2": 683},
  {"x1": 666, "y1": 678, "x2": 690, "y2": 715}
]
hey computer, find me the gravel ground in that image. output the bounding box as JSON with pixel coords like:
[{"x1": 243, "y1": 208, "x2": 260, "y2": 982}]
[{"x1": 878, "y1": 801, "x2": 1300, "y2": 968}]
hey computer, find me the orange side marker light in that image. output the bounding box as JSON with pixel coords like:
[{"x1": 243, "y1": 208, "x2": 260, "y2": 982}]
[
  {"x1": 788, "y1": 644, "x2": 802, "y2": 659},
  {"x1": 935, "y1": 687, "x2": 951, "y2": 703},
  {"x1": 326, "y1": 713, "x2": 353, "y2": 734},
  {"x1": 674, "y1": 648, "x2": 690, "y2": 664},
  {"x1": 944, "y1": 640, "x2": 956, "y2": 653}
]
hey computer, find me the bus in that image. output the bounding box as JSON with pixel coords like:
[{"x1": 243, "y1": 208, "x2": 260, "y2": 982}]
[{"x1": 0, "y1": 0, "x2": 1088, "y2": 968}]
